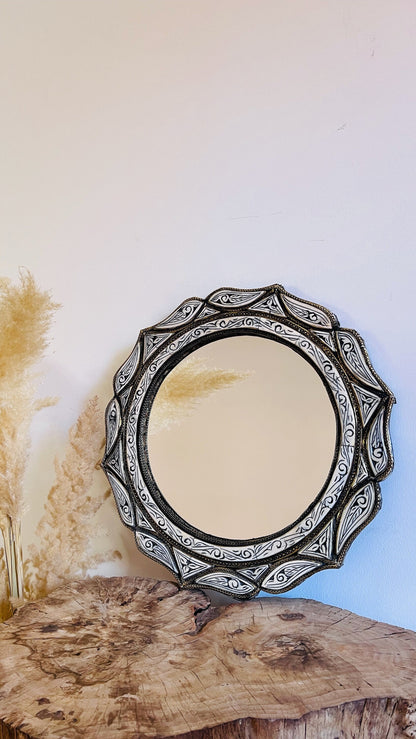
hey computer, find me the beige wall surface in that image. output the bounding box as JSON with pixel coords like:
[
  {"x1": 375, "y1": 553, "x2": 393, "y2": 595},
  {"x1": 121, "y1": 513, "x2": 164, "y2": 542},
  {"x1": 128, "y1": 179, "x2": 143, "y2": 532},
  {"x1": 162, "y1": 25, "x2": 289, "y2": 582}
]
[{"x1": 0, "y1": 1, "x2": 415, "y2": 627}]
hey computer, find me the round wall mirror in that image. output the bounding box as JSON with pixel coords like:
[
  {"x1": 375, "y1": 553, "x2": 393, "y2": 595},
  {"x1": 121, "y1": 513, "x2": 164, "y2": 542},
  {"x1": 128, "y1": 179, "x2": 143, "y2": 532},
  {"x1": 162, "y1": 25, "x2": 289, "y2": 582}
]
[
  {"x1": 148, "y1": 335, "x2": 337, "y2": 540},
  {"x1": 102, "y1": 284, "x2": 394, "y2": 598}
]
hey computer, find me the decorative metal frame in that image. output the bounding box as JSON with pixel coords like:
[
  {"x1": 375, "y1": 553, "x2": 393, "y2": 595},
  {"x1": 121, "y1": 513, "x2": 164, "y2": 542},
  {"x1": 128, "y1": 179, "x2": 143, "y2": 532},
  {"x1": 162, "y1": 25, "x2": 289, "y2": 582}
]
[{"x1": 102, "y1": 284, "x2": 395, "y2": 599}]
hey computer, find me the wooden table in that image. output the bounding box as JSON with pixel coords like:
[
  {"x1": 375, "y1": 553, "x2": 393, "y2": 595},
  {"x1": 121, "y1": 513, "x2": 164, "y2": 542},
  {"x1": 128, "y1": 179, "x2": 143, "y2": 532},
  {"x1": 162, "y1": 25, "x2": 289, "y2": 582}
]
[{"x1": 0, "y1": 576, "x2": 415, "y2": 738}]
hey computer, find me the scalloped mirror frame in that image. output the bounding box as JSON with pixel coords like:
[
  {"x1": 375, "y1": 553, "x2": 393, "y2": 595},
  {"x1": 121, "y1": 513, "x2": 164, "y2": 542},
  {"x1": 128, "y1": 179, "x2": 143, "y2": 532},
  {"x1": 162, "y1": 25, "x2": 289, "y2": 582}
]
[{"x1": 102, "y1": 284, "x2": 395, "y2": 599}]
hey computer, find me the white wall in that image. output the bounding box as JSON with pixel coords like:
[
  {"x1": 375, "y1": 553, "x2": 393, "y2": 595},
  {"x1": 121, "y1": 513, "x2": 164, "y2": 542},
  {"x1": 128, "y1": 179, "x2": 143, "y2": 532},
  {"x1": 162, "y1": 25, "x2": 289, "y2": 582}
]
[{"x1": 1, "y1": 1, "x2": 415, "y2": 628}]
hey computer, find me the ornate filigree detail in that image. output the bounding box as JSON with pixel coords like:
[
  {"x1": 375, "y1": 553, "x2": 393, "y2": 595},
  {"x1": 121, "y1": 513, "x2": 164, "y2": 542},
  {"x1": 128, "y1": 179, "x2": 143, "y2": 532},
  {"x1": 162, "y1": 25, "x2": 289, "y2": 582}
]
[
  {"x1": 104, "y1": 397, "x2": 121, "y2": 455},
  {"x1": 118, "y1": 386, "x2": 132, "y2": 412},
  {"x1": 207, "y1": 288, "x2": 265, "y2": 307},
  {"x1": 195, "y1": 572, "x2": 257, "y2": 596},
  {"x1": 238, "y1": 565, "x2": 269, "y2": 581},
  {"x1": 354, "y1": 457, "x2": 369, "y2": 486},
  {"x1": 352, "y1": 384, "x2": 381, "y2": 426},
  {"x1": 107, "y1": 472, "x2": 135, "y2": 528},
  {"x1": 312, "y1": 330, "x2": 336, "y2": 351},
  {"x1": 280, "y1": 294, "x2": 334, "y2": 328},
  {"x1": 155, "y1": 299, "x2": 203, "y2": 329},
  {"x1": 104, "y1": 438, "x2": 126, "y2": 482},
  {"x1": 174, "y1": 549, "x2": 210, "y2": 579},
  {"x1": 262, "y1": 560, "x2": 321, "y2": 592},
  {"x1": 300, "y1": 521, "x2": 333, "y2": 561},
  {"x1": 135, "y1": 531, "x2": 177, "y2": 573},
  {"x1": 135, "y1": 506, "x2": 154, "y2": 531},
  {"x1": 367, "y1": 408, "x2": 391, "y2": 477},
  {"x1": 336, "y1": 483, "x2": 378, "y2": 554},
  {"x1": 114, "y1": 339, "x2": 141, "y2": 393},
  {"x1": 143, "y1": 331, "x2": 172, "y2": 362},
  {"x1": 337, "y1": 331, "x2": 382, "y2": 390},
  {"x1": 250, "y1": 292, "x2": 285, "y2": 317},
  {"x1": 102, "y1": 283, "x2": 394, "y2": 599},
  {"x1": 198, "y1": 305, "x2": 219, "y2": 319}
]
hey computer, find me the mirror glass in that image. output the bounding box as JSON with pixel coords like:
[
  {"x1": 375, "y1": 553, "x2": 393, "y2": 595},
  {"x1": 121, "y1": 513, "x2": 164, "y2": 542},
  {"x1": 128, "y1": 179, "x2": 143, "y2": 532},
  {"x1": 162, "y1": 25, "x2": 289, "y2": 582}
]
[{"x1": 148, "y1": 335, "x2": 337, "y2": 540}]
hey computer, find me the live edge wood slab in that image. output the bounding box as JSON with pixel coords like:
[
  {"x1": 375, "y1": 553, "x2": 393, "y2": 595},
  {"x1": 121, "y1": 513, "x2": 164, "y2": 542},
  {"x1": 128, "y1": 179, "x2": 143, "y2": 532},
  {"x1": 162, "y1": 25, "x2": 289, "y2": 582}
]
[{"x1": 0, "y1": 577, "x2": 415, "y2": 739}]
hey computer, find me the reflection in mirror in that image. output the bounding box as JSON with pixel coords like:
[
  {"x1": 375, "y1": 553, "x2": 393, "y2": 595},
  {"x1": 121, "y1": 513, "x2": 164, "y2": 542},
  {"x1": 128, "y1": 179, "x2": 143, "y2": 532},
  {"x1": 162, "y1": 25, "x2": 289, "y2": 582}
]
[{"x1": 148, "y1": 336, "x2": 337, "y2": 540}]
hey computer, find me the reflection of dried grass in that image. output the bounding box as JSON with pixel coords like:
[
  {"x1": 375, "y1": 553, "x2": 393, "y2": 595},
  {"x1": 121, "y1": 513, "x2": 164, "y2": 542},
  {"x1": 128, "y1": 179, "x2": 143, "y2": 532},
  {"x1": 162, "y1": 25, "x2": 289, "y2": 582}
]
[
  {"x1": 0, "y1": 270, "x2": 59, "y2": 527},
  {"x1": 24, "y1": 397, "x2": 121, "y2": 601},
  {"x1": 149, "y1": 356, "x2": 250, "y2": 434}
]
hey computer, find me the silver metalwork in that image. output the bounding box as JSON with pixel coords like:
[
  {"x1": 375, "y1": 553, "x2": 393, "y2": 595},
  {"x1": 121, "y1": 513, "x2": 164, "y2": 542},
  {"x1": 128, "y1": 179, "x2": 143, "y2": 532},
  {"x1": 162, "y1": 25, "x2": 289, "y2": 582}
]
[{"x1": 102, "y1": 284, "x2": 395, "y2": 599}]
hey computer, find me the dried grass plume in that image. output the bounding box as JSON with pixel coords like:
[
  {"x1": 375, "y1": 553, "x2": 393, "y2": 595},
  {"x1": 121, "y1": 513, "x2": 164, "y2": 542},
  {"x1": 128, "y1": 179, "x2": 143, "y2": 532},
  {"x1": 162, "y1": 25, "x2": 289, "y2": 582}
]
[
  {"x1": 24, "y1": 396, "x2": 120, "y2": 601},
  {"x1": 0, "y1": 270, "x2": 59, "y2": 527}
]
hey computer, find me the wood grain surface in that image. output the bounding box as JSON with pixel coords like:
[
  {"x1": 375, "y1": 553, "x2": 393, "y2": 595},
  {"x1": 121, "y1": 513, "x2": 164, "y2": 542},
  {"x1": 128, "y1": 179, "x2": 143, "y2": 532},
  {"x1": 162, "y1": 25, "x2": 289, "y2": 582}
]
[{"x1": 0, "y1": 576, "x2": 415, "y2": 738}]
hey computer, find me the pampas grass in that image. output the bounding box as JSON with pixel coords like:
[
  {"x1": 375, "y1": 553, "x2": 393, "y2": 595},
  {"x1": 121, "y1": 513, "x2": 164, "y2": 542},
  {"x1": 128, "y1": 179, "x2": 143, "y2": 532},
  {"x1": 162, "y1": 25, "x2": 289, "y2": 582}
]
[
  {"x1": 0, "y1": 271, "x2": 59, "y2": 528},
  {"x1": 24, "y1": 396, "x2": 121, "y2": 601},
  {"x1": 0, "y1": 270, "x2": 59, "y2": 603},
  {"x1": 0, "y1": 271, "x2": 119, "y2": 618}
]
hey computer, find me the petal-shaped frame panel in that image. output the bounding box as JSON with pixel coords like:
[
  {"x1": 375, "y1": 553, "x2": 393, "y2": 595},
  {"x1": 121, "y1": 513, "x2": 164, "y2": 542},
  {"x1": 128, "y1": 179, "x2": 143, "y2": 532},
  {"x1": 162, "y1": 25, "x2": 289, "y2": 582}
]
[{"x1": 102, "y1": 284, "x2": 395, "y2": 599}]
